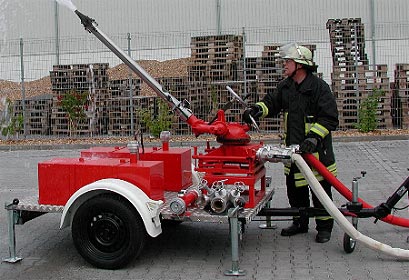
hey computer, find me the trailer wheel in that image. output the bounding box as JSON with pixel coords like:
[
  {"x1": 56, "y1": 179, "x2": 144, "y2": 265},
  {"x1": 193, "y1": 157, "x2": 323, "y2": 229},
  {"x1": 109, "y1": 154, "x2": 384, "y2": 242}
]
[
  {"x1": 343, "y1": 233, "x2": 356, "y2": 253},
  {"x1": 72, "y1": 194, "x2": 146, "y2": 269}
]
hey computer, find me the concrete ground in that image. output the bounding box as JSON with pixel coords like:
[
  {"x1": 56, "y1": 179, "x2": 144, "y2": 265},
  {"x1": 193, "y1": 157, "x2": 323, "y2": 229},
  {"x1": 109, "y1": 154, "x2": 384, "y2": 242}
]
[{"x1": 0, "y1": 139, "x2": 409, "y2": 280}]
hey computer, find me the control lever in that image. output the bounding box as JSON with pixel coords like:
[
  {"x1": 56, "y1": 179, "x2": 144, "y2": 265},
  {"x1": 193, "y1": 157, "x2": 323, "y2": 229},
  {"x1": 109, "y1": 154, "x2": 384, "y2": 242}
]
[
  {"x1": 226, "y1": 86, "x2": 260, "y2": 132},
  {"x1": 208, "y1": 86, "x2": 250, "y2": 125}
]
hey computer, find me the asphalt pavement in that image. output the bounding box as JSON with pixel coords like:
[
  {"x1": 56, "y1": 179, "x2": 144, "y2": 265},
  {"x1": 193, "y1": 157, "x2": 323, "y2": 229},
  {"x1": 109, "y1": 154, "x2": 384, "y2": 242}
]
[{"x1": 1, "y1": 139, "x2": 409, "y2": 280}]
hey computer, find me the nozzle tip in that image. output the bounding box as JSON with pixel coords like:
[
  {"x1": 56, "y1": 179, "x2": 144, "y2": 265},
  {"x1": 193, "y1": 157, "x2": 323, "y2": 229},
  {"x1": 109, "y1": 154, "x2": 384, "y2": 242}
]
[{"x1": 74, "y1": 10, "x2": 95, "y2": 29}]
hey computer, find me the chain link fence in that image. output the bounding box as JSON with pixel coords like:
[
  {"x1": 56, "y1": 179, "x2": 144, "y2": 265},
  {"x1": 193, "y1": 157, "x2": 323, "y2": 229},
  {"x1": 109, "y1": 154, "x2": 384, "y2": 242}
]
[{"x1": 1, "y1": 0, "x2": 409, "y2": 139}]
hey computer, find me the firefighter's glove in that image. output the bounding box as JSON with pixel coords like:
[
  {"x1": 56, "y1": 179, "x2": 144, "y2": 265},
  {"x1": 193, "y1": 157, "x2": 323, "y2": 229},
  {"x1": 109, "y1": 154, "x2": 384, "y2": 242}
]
[
  {"x1": 242, "y1": 105, "x2": 262, "y2": 125},
  {"x1": 299, "y1": 133, "x2": 321, "y2": 153}
]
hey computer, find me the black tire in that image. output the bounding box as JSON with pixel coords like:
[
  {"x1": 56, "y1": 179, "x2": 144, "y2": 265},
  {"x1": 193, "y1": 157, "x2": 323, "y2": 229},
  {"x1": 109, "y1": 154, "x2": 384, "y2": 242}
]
[
  {"x1": 160, "y1": 219, "x2": 183, "y2": 227},
  {"x1": 72, "y1": 194, "x2": 146, "y2": 269},
  {"x1": 343, "y1": 233, "x2": 356, "y2": 253}
]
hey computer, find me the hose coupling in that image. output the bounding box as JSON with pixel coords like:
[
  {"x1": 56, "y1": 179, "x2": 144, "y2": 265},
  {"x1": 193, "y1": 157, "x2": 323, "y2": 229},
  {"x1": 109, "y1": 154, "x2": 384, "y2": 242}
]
[{"x1": 256, "y1": 144, "x2": 298, "y2": 164}]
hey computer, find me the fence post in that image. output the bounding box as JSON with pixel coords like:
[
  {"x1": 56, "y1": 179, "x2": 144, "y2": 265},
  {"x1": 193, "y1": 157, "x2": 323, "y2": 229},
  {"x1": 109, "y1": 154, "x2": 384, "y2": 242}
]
[
  {"x1": 54, "y1": 1, "x2": 60, "y2": 65},
  {"x1": 216, "y1": 0, "x2": 221, "y2": 35},
  {"x1": 369, "y1": 0, "x2": 376, "y2": 68},
  {"x1": 128, "y1": 33, "x2": 134, "y2": 136},
  {"x1": 242, "y1": 27, "x2": 247, "y2": 98},
  {"x1": 19, "y1": 38, "x2": 27, "y2": 138}
]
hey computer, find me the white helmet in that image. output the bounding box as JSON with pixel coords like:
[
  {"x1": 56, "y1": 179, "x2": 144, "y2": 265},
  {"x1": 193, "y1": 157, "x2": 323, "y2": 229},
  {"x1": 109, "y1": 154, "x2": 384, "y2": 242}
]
[{"x1": 279, "y1": 43, "x2": 315, "y2": 67}]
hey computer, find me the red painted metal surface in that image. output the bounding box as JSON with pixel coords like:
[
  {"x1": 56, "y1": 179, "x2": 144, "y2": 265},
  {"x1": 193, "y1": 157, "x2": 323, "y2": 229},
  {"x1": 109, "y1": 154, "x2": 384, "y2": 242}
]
[
  {"x1": 193, "y1": 142, "x2": 266, "y2": 208},
  {"x1": 186, "y1": 110, "x2": 251, "y2": 144},
  {"x1": 80, "y1": 146, "x2": 192, "y2": 192},
  {"x1": 180, "y1": 190, "x2": 199, "y2": 206},
  {"x1": 38, "y1": 157, "x2": 164, "y2": 206},
  {"x1": 141, "y1": 147, "x2": 192, "y2": 192},
  {"x1": 38, "y1": 144, "x2": 193, "y2": 206}
]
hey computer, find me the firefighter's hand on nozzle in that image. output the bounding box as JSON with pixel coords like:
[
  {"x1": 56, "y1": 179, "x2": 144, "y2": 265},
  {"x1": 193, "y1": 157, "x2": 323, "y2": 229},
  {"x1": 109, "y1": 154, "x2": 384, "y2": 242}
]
[
  {"x1": 299, "y1": 133, "x2": 321, "y2": 153},
  {"x1": 242, "y1": 105, "x2": 262, "y2": 125}
]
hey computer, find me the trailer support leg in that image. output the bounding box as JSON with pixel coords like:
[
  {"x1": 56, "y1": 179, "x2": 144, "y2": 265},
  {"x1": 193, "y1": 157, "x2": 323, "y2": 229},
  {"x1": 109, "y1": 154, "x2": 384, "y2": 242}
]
[
  {"x1": 3, "y1": 205, "x2": 22, "y2": 263},
  {"x1": 259, "y1": 200, "x2": 277, "y2": 229},
  {"x1": 225, "y1": 206, "x2": 246, "y2": 276}
]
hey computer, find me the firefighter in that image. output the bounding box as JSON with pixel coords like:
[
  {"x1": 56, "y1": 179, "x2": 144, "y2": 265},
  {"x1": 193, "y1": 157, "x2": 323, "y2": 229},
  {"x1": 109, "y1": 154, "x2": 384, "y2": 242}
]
[{"x1": 243, "y1": 43, "x2": 339, "y2": 243}]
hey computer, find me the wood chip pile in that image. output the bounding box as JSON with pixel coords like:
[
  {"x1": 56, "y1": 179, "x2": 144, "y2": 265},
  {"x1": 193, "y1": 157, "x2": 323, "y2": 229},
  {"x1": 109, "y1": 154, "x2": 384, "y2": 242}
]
[
  {"x1": 0, "y1": 58, "x2": 191, "y2": 111},
  {"x1": 0, "y1": 77, "x2": 52, "y2": 107}
]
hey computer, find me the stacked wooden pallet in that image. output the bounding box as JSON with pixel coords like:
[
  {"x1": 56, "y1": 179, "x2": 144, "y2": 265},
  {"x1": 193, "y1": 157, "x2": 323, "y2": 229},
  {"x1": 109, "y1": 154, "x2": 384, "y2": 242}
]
[
  {"x1": 49, "y1": 63, "x2": 109, "y2": 136},
  {"x1": 254, "y1": 44, "x2": 284, "y2": 131},
  {"x1": 188, "y1": 35, "x2": 244, "y2": 123},
  {"x1": 12, "y1": 94, "x2": 53, "y2": 135},
  {"x1": 158, "y1": 76, "x2": 190, "y2": 135},
  {"x1": 327, "y1": 18, "x2": 392, "y2": 129},
  {"x1": 107, "y1": 78, "x2": 141, "y2": 135},
  {"x1": 333, "y1": 65, "x2": 392, "y2": 129},
  {"x1": 326, "y1": 18, "x2": 368, "y2": 68},
  {"x1": 256, "y1": 44, "x2": 283, "y2": 99},
  {"x1": 394, "y1": 64, "x2": 409, "y2": 128}
]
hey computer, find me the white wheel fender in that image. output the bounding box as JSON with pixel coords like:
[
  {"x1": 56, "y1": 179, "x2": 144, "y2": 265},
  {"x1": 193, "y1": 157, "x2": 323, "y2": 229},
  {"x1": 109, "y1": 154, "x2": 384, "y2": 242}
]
[{"x1": 60, "y1": 178, "x2": 163, "y2": 237}]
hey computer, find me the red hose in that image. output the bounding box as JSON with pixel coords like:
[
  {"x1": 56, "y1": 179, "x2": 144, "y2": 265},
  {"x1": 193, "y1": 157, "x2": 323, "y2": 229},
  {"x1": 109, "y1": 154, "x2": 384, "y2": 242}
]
[{"x1": 303, "y1": 153, "x2": 409, "y2": 228}]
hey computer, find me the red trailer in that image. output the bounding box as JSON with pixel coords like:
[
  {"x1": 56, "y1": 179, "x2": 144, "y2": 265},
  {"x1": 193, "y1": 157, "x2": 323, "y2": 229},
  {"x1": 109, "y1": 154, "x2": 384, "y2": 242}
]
[
  {"x1": 4, "y1": 7, "x2": 409, "y2": 276},
  {"x1": 4, "y1": 135, "x2": 274, "y2": 275},
  {"x1": 3, "y1": 10, "x2": 277, "y2": 275}
]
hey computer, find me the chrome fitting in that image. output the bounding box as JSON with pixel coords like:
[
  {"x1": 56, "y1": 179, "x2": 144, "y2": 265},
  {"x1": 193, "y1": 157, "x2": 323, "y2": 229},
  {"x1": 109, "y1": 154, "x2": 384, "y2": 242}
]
[{"x1": 256, "y1": 144, "x2": 298, "y2": 165}]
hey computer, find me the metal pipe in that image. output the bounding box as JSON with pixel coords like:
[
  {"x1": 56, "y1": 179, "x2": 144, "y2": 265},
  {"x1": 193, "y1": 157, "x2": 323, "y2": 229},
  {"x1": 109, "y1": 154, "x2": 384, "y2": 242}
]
[
  {"x1": 229, "y1": 182, "x2": 246, "y2": 207},
  {"x1": 216, "y1": 0, "x2": 221, "y2": 35},
  {"x1": 258, "y1": 207, "x2": 329, "y2": 217},
  {"x1": 198, "y1": 179, "x2": 215, "y2": 207},
  {"x1": 127, "y1": 32, "x2": 134, "y2": 136},
  {"x1": 54, "y1": 1, "x2": 60, "y2": 65},
  {"x1": 74, "y1": 10, "x2": 192, "y2": 122},
  {"x1": 19, "y1": 38, "x2": 26, "y2": 138},
  {"x1": 211, "y1": 196, "x2": 230, "y2": 214},
  {"x1": 352, "y1": 179, "x2": 359, "y2": 203},
  {"x1": 127, "y1": 140, "x2": 139, "y2": 163},
  {"x1": 160, "y1": 131, "x2": 170, "y2": 151},
  {"x1": 3, "y1": 205, "x2": 22, "y2": 263},
  {"x1": 229, "y1": 189, "x2": 245, "y2": 208},
  {"x1": 211, "y1": 187, "x2": 231, "y2": 214},
  {"x1": 256, "y1": 144, "x2": 295, "y2": 165},
  {"x1": 224, "y1": 206, "x2": 245, "y2": 276},
  {"x1": 169, "y1": 189, "x2": 200, "y2": 215},
  {"x1": 369, "y1": 0, "x2": 376, "y2": 67}
]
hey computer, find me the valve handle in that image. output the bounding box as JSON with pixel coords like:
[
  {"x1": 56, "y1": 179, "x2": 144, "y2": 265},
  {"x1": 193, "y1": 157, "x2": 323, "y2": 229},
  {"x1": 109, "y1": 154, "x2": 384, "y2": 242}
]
[
  {"x1": 212, "y1": 179, "x2": 228, "y2": 191},
  {"x1": 226, "y1": 86, "x2": 247, "y2": 107},
  {"x1": 226, "y1": 86, "x2": 261, "y2": 132},
  {"x1": 199, "y1": 179, "x2": 208, "y2": 188},
  {"x1": 234, "y1": 182, "x2": 245, "y2": 192},
  {"x1": 248, "y1": 115, "x2": 261, "y2": 133}
]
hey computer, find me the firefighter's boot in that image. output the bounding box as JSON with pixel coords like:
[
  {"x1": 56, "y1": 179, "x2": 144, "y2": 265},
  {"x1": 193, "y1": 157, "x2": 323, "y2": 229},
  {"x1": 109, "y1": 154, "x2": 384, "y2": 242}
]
[
  {"x1": 280, "y1": 218, "x2": 308, "y2": 236},
  {"x1": 315, "y1": 219, "x2": 333, "y2": 243},
  {"x1": 315, "y1": 231, "x2": 331, "y2": 243}
]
